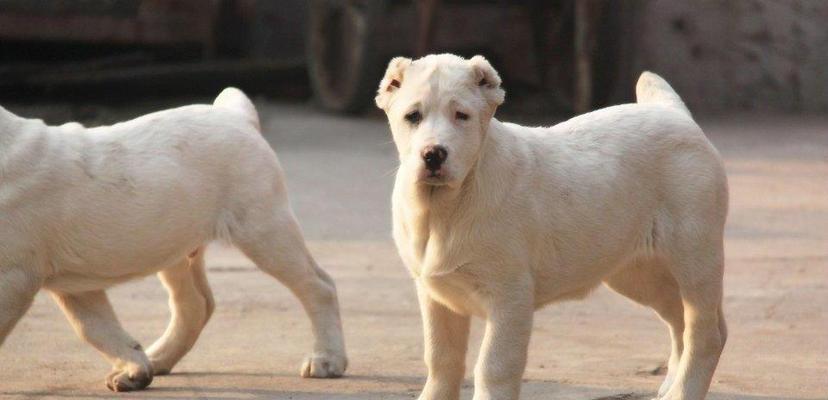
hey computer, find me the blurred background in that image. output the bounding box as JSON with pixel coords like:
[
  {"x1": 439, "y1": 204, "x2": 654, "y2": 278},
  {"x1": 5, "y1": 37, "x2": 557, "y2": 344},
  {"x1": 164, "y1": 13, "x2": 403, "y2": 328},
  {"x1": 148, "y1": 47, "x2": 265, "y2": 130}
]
[
  {"x1": 2, "y1": 0, "x2": 827, "y2": 117},
  {"x1": 0, "y1": 1, "x2": 825, "y2": 399}
]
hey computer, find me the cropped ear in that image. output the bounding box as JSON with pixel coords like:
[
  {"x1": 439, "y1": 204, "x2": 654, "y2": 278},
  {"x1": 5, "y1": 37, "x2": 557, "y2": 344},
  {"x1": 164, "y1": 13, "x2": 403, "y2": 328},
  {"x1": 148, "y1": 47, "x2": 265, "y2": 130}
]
[
  {"x1": 469, "y1": 55, "x2": 505, "y2": 107},
  {"x1": 375, "y1": 57, "x2": 413, "y2": 111}
]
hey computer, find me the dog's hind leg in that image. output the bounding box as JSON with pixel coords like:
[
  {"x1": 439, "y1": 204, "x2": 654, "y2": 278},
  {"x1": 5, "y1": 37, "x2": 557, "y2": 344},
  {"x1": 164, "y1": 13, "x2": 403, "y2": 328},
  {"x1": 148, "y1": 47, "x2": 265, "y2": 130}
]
[
  {"x1": 603, "y1": 257, "x2": 685, "y2": 398},
  {"x1": 232, "y1": 206, "x2": 347, "y2": 378},
  {"x1": 660, "y1": 237, "x2": 726, "y2": 400},
  {"x1": 146, "y1": 249, "x2": 214, "y2": 375},
  {"x1": 51, "y1": 290, "x2": 153, "y2": 392},
  {"x1": 0, "y1": 266, "x2": 42, "y2": 345}
]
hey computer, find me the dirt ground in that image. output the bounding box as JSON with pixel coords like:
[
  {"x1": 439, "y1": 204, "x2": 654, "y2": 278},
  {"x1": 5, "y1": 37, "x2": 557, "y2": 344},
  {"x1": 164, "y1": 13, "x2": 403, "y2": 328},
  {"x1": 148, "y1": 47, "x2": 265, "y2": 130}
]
[{"x1": 0, "y1": 102, "x2": 825, "y2": 399}]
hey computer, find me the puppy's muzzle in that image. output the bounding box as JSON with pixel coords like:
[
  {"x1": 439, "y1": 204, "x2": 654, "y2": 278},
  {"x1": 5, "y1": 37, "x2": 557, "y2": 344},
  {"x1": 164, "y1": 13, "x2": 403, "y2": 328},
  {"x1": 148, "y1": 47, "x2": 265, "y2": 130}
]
[{"x1": 421, "y1": 145, "x2": 448, "y2": 176}]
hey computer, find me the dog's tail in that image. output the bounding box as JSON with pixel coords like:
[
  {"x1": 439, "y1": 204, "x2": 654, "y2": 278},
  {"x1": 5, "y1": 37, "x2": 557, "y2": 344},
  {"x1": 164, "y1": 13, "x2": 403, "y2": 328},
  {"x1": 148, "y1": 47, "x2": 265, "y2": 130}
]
[
  {"x1": 214, "y1": 87, "x2": 261, "y2": 131},
  {"x1": 635, "y1": 71, "x2": 691, "y2": 117}
]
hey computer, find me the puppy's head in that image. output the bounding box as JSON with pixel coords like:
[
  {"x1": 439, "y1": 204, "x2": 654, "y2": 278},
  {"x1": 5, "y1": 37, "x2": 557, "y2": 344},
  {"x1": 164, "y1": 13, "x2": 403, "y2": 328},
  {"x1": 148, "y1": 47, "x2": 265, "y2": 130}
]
[{"x1": 376, "y1": 54, "x2": 504, "y2": 188}]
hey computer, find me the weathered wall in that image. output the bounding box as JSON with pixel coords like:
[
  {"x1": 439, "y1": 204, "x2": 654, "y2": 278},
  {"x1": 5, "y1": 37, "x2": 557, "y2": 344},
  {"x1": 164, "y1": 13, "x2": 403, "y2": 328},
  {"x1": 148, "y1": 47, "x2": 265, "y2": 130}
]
[{"x1": 632, "y1": 0, "x2": 828, "y2": 113}]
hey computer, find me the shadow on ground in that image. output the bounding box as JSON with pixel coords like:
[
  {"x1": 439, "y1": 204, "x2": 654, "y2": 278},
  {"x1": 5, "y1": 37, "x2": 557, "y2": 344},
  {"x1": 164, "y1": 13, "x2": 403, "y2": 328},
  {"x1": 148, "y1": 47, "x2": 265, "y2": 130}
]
[{"x1": 2, "y1": 374, "x2": 818, "y2": 400}]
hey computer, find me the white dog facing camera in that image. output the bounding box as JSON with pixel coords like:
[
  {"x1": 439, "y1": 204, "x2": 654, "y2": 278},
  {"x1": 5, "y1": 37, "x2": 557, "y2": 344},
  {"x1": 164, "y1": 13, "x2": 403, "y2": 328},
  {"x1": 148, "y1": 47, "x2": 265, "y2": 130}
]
[{"x1": 377, "y1": 54, "x2": 728, "y2": 400}]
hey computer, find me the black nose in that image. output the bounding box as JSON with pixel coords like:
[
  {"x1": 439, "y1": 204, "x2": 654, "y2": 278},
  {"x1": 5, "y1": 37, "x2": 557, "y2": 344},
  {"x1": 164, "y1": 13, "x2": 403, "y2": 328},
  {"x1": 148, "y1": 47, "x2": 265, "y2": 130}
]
[{"x1": 422, "y1": 145, "x2": 448, "y2": 171}]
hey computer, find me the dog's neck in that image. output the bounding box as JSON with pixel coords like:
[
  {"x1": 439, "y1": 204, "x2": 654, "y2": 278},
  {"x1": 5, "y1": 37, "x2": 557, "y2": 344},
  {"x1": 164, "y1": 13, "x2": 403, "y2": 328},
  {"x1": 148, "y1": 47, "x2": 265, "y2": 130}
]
[
  {"x1": 0, "y1": 106, "x2": 21, "y2": 146},
  {"x1": 0, "y1": 107, "x2": 54, "y2": 170},
  {"x1": 0, "y1": 106, "x2": 26, "y2": 160}
]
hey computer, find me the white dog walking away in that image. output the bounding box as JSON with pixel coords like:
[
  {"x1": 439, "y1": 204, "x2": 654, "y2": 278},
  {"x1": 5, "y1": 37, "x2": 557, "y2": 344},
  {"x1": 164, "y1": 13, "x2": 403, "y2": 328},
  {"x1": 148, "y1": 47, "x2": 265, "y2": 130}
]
[
  {"x1": 0, "y1": 88, "x2": 347, "y2": 391},
  {"x1": 377, "y1": 54, "x2": 728, "y2": 400}
]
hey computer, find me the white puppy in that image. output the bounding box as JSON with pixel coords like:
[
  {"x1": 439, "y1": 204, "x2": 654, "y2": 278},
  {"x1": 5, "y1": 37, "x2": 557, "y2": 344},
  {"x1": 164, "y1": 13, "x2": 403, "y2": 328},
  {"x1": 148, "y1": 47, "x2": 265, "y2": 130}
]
[
  {"x1": 0, "y1": 89, "x2": 347, "y2": 391},
  {"x1": 377, "y1": 54, "x2": 728, "y2": 400}
]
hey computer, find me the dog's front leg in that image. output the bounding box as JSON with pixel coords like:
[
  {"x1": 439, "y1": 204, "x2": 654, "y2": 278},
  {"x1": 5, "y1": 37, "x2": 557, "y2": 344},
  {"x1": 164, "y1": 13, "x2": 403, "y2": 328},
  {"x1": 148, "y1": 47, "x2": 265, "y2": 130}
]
[
  {"x1": 416, "y1": 282, "x2": 470, "y2": 400},
  {"x1": 473, "y1": 280, "x2": 534, "y2": 400},
  {"x1": 146, "y1": 252, "x2": 214, "y2": 375},
  {"x1": 51, "y1": 290, "x2": 153, "y2": 392},
  {"x1": 0, "y1": 266, "x2": 42, "y2": 345}
]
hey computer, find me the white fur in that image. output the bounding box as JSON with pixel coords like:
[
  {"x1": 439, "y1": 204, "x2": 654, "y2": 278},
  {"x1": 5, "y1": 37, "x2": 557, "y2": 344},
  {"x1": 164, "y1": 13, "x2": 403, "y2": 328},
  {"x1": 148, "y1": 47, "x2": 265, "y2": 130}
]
[
  {"x1": 378, "y1": 54, "x2": 728, "y2": 400},
  {"x1": 0, "y1": 88, "x2": 347, "y2": 391}
]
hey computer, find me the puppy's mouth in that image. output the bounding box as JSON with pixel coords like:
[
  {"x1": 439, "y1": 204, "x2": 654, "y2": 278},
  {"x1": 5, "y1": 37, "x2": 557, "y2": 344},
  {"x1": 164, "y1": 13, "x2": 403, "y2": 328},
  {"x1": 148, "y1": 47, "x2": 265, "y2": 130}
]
[
  {"x1": 422, "y1": 177, "x2": 448, "y2": 186},
  {"x1": 419, "y1": 169, "x2": 449, "y2": 186}
]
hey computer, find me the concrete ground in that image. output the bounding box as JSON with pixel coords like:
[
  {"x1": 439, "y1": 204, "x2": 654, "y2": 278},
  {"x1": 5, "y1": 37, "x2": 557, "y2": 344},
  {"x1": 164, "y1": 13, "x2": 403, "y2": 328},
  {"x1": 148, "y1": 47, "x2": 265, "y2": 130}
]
[{"x1": 0, "y1": 102, "x2": 826, "y2": 399}]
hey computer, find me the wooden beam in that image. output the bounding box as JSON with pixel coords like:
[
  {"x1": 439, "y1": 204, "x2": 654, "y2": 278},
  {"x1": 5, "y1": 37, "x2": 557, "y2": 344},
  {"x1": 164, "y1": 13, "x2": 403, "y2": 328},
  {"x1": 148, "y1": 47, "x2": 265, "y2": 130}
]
[
  {"x1": 415, "y1": 0, "x2": 440, "y2": 57},
  {"x1": 574, "y1": 0, "x2": 596, "y2": 114}
]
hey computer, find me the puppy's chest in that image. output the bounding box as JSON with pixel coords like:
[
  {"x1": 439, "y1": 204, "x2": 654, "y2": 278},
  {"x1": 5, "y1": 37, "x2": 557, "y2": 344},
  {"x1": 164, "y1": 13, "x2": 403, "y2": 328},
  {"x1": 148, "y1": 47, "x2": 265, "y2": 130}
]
[
  {"x1": 394, "y1": 206, "x2": 489, "y2": 316},
  {"x1": 394, "y1": 237, "x2": 482, "y2": 316}
]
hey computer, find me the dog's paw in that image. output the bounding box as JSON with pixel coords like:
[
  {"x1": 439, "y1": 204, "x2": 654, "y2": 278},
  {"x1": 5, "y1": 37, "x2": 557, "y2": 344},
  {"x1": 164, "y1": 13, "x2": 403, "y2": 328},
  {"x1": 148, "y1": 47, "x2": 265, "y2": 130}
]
[
  {"x1": 105, "y1": 366, "x2": 153, "y2": 392},
  {"x1": 300, "y1": 352, "x2": 347, "y2": 378}
]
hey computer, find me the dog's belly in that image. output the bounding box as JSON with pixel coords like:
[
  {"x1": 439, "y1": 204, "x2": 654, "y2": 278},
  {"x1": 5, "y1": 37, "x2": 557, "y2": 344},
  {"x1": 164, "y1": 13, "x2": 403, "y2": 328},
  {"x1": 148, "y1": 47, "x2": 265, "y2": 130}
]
[
  {"x1": 42, "y1": 228, "x2": 206, "y2": 293},
  {"x1": 44, "y1": 264, "x2": 170, "y2": 293},
  {"x1": 532, "y1": 275, "x2": 605, "y2": 306},
  {"x1": 530, "y1": 242, "x2": 643, "y2": 306}
]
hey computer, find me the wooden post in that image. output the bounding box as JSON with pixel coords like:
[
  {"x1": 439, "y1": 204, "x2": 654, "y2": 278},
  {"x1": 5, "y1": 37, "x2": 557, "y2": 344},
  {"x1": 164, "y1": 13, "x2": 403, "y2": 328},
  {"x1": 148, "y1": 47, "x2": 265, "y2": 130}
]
[
  {"x1": 574, "y1": 0, "x2": 595, "y2": 114},
  {"x1": 416, "y1": 0, "x2": 439, "y2": 57}
]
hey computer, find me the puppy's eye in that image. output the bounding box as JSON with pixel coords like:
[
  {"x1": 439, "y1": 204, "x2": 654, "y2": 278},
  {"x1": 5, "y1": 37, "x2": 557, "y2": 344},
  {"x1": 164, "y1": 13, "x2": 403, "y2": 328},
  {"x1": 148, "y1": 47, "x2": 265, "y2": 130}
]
[
  {"x1": 405, "y1": 111, "x2": 422, "y2": 124},
  {"x1": 455, "y1": 111, "x2": 469, "y2": 121}
]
